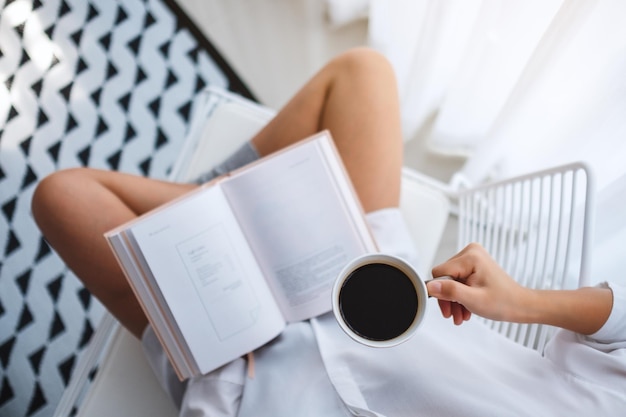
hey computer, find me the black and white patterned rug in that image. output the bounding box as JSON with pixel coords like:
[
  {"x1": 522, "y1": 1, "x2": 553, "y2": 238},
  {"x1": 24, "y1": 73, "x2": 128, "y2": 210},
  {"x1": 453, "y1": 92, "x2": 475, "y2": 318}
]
[{"x1": 0, "y1": 1, "x2": 253, "y2": 416}]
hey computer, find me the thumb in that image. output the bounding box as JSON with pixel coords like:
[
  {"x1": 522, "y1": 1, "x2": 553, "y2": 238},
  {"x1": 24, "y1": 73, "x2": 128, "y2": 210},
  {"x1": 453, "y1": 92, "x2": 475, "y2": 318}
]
[{"x1": 427, "y1": 279, "x2": 471, "y2": 303}]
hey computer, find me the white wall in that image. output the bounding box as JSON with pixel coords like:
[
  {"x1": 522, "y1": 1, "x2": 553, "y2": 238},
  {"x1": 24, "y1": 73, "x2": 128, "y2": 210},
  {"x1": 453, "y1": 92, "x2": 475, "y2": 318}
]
[{"x1": 175, "y1": 0, "x2": 369, "y2": 109}]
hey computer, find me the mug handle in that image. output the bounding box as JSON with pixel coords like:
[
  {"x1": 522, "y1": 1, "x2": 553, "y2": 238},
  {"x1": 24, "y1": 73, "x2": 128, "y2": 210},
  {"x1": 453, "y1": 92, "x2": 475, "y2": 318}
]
[{"x1": 424, "y1": 275, "x2": 456, "y2": 298}]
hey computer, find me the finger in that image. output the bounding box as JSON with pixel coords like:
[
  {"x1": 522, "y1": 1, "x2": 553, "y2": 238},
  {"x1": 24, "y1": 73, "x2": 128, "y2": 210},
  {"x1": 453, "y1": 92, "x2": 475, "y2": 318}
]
[
  {"x1": 438, "y1": 243, "x2": 474, "y2": 263},
  {"x1": 429, "y1": 279, "x2": 472, "y2": 305},
  {"x1": 438, "y1": 299, "x2": 452, "y2": 318},
  {"x1": 451, "y1": 302, "x2": 464, "y2": 325},
  {"x1": 431, "y1": 255, "x2": 473, "y2": 282},
  {"x1": 462, "y1": 306, "x2": 472, "y2": 322},
  {"x1": 431, "y1": 243, "x2": 486, "y2": 280}
]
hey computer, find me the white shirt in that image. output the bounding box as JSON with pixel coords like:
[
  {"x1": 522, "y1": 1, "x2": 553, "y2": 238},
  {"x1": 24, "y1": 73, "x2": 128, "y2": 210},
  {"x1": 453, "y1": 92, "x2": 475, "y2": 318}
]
[{"x1": 142, "y1": 208, "x2": 626, "y2": 416}]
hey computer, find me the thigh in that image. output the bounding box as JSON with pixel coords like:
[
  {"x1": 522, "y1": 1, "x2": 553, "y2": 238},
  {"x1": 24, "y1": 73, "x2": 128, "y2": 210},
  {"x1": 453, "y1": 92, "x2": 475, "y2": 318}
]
[
  {"x1": 251, "y1": 48, "x2": 404, "y2": 213},
  {"x1": 32, "y1": 168, "x2": 198, "y2": 337}
]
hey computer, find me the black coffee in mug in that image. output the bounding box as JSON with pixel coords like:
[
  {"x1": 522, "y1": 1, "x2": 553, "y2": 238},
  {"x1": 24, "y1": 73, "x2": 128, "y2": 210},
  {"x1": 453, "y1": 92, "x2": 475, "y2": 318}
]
[
  {"x1": 332, "y1": 254, "x2": 428, "y2": 347},
  {"x1": 338, "y1": 262, "x2": 419, "y2": 341}
]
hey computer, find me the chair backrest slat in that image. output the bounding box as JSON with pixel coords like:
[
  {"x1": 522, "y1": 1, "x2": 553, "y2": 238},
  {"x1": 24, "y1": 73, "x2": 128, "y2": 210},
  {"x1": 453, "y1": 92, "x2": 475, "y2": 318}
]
[{"x1": 456, "y1": 163, "x2": 594, "y2": 352}]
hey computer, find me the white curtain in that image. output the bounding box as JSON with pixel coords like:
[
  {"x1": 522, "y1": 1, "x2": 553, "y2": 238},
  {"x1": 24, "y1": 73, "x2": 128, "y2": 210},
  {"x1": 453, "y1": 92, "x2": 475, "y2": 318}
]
[{"x1": 368, "y1": 0, "x2": 626, "y2": 285}]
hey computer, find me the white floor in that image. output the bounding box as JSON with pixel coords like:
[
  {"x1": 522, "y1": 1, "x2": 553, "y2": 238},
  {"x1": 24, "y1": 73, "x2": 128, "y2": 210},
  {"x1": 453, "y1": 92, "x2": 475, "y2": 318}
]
[
  {"x1": 175, "y1": 0, "x2": 463, "y2": 264},
  {"x1": 175, "y1": 0, "x2": 366, "y2": 108}
]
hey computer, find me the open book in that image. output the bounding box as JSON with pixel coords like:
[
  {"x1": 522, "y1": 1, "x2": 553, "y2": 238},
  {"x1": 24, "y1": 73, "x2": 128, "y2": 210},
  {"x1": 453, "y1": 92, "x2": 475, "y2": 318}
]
[{"x1": 105, "y1": 131, "x2": 377, "y2": 380}]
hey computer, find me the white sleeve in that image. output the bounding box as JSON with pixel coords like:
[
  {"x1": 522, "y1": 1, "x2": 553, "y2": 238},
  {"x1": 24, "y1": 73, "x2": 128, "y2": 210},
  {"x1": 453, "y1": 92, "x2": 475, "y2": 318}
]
[
  {"x1": 141, "y1": 325, "x2": 188, "y2": 409},
  {"x1": 543, "y1": 281, "x2": 626, "y2": 395},
  {"x1": 141, "y1": 324, "x2": 246, "y2": 416},
  {"x1": 588, "y1": 281, "x2": 626, "y2": 344},
  {"x1": 365, "y1": 207, "x2": 421, "y2": 273},
  {"x1": 179, "y1": 359, "x2": 246, "y2": 417}
]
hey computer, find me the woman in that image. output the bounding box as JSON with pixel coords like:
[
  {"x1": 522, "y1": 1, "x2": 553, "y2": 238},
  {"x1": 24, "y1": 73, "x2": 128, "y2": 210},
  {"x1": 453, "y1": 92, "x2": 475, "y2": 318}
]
[{"x1": 32, "y1": 48, "x2": 624, "y2": 416}]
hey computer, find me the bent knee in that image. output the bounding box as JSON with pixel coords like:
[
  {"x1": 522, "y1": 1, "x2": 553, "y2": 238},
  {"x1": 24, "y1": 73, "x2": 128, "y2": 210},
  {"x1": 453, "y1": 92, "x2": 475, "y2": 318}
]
[
  {"x1": 32, "y1": 168, "x2": 92, "y2": 225},
  {"x1": 333, "y1": 47, "x2": 396, "y2": 81}
]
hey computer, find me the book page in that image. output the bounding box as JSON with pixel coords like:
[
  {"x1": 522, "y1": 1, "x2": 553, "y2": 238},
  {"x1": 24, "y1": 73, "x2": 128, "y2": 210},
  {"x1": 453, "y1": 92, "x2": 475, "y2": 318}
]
[
  {"x1": 222, "y1": 135, "x2": 376, "y2": 322},
  {"x1": 127, "y1": 185, "x2": 285, "y2": 375}
]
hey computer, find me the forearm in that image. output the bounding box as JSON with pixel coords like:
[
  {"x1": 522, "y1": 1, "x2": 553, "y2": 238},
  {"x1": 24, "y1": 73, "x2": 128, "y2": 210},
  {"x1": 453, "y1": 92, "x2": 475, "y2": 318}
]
[{"x1": 516, "y1": 286, "x2": 613, "y2": 335}]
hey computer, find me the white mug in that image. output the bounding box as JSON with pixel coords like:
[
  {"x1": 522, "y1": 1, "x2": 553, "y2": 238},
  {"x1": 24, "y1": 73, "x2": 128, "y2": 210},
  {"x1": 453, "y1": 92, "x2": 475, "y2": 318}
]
[{"x1": 331, "y1": 253, "x2": 429, "y2": 348}]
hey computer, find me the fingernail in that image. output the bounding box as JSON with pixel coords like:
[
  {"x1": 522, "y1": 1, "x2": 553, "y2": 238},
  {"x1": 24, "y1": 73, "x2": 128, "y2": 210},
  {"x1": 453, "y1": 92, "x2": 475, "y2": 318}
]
[{"x1": 427, "y1": 280, "x2": 442, "y2": 296}]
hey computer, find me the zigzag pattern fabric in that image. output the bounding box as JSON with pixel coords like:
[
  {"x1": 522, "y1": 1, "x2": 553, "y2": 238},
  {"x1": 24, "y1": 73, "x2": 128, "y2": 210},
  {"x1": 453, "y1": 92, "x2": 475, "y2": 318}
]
[{"x1": 0, "y1": 0, "x2": 251, "y2": 416}]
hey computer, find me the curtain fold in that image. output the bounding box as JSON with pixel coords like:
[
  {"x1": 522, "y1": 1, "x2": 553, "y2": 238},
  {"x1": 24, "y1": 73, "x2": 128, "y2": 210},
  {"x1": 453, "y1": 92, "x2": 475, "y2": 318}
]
[
  {"x1": 368, "y1": 0, "x2": 482, "y2": 143},
  {"x1": 369, "y1": 0, "x2": 626, "y2": 285},
  {"x1": 429, "y1": 0, "x2": 562, "y2": 156}
]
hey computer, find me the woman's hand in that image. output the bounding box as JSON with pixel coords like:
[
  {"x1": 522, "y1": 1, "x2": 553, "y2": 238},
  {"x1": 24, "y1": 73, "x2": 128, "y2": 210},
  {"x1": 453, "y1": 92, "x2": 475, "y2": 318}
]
[
  {"x1": 426, "y1": 243, "x2": 613, "y2": 335},
  {"x1": 426, "y1": 243, "x2": 529, "y2": 325}
]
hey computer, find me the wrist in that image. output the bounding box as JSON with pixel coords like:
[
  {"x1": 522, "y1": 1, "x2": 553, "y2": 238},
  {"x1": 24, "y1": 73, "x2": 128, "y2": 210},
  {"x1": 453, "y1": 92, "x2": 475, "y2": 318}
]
[
  {"x1": 512, "y1": 287, "x2": 613, "y2": 334},
  {"x1": 510, "y1": 287, "x2": 540, "y2": 324}
]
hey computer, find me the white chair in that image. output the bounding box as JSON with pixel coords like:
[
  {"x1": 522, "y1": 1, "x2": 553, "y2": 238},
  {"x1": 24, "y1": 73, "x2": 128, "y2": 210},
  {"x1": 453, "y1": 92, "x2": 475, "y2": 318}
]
[
  {"x1": 55, "y1": 87, "x2": 594, "y2": 417},
  {"x1": 456, "y1": 162, "x2": 594, "y2": 350}
]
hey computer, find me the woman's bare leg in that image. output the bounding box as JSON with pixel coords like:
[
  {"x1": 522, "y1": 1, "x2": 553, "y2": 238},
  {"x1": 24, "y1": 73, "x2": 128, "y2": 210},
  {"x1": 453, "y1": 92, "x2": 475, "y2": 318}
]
[
  {"x1": 31, "y1": 47, "x2": 403, "y2": 338},
  {"x1": 252, "y1": 47, "x2": 403, "y2": 212},
  {"x1": 32, "y1": 170, "x2": 197, "y2": 337}
]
